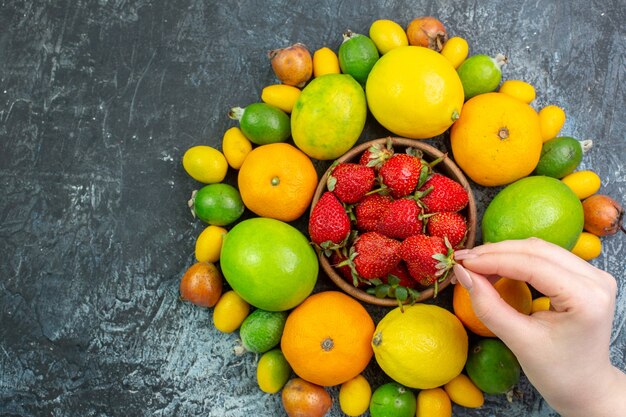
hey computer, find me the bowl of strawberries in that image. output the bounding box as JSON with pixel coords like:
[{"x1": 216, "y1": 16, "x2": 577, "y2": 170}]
[{"x1": 308, "y1": 137, "x2": 477, "y2": 307}]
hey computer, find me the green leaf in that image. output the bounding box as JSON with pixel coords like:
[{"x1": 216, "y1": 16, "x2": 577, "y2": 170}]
[
  {"x1": 370, "y1": 278, "x2": 383, "y2": 286},
  {"x1": 375, "y1": 284, "x2": 390, "y2": 298},
  {"x1": 395, "y1": 286, "x2": 408, "y2": 301},
  {"x1": 387, "y1": 274, "x2": 400, "y2": 287}
]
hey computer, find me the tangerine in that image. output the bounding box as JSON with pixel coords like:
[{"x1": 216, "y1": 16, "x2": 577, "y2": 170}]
[
  {"x1": 450, "y1": 92, "x2": 543, "y2": 187},
  {"x1": 453, "y1": 277, "x2": 532, "y2": 337},
  {"x1": 237, "y1": 143, "x2": 318, "y2": 222},
  {"x1": 281, "y1": 291, "x2": 375, "y2": 387}
]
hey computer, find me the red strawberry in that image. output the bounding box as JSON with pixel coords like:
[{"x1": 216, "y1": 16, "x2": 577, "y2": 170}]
[
  {"x1": 385, "y1": 262, "x2": 415, "y2": 289},
  {"x1": 308, "y1": 192, "x2": 351, "y2": 252},
  {"x1": 426, "y1": 212, "x2": 467, "y2": 248},
  {"x1": 354, "y1": 194, "x2": 393, "y2": 232},
  {"x1": 379, "y1": 153, "x2": 423, "y2": 198},
  {"x1": 348, "y1": 232, "x2": 401, "y2": 280},
  {"x1": 327, "y1": 162, "x2": 375, "y2": 204},
  {"x1": 376, "y1": 198, "x2": 423, "y2": 240},
  {"x1": 417, "y1": 173, "x2": 469, "y2": 213},
  {"x1": 359, "y1": 141, "x2": 394, "y2": 169},
  {"x1": 400, "y1": 234, "x2": 454, "y2": 286}
]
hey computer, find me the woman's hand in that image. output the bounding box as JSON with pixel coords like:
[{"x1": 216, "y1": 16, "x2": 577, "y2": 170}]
[{"x1": 453, "y1": 238, "x2": 625, "y2": 417}]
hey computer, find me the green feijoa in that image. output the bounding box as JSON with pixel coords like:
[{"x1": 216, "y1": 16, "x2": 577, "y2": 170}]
[
  {"x1": 338, "y1": 31, "x2": 379, "y2": 85},
  {"x1": 465, "y1": 338, "x2": 521, "y2": 394},
  {"x1": 239, "y1": 309, "x2": 289, "y2": 353},
  {"x1": 457, "y1": 54, "x2": 507, "y2": 101},
  {"x1": 228, "y1": 102, "x2": 291, "y2": 145},
  {"x1": 190, "y1": 183, "x2": 244, "y2": 226},
  {"x1": 534, "y1": 136, "x2": 583, "y2": 178}
]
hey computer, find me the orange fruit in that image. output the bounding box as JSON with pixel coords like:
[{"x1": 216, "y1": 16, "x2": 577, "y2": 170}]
[
  {"x1": 237, "y1": 143, "x2": 318, "y2": 222},
  {"x1": 450, "y1": 92, "x2": 543, "y2": 187},
  {"x1": 453, "y1": 277, "x2": 532, "y2": 337},
  {"x1": 281, "y1": 291, "x2": 375, "y2": 386}
]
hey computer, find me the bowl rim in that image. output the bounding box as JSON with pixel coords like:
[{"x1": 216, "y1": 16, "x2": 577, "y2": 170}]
[{"x1": 310, "y1": 136, "x2": 477, "y2": 307}]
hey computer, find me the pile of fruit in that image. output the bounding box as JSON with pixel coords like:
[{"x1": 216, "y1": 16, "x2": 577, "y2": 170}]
[{"x1": 177, "y1": 15, "x2": 625, "y2": 417}]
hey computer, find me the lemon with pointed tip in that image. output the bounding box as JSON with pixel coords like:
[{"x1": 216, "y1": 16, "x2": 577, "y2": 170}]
[{"x1": 366, "y1": 46, "x2": 464, "y2": 139}]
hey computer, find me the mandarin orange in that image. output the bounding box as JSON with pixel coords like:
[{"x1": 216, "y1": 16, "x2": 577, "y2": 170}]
[
  {"x1": 452, "y1": 277, "x2": 532, "y2": 337},
  {"x1": 237, "y1": 143, "x2": 318, "y2": 222},
  {"x1": 281, "y1": 291, "x2": 375, "y2": 387}
]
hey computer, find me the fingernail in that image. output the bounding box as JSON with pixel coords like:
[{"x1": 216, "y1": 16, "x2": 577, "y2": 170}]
[
  {"x1": 453, "y1": 263, "x2": 473, "y2": 290},
  {"x1": 454, "y1": 250, "x2": 479, "y2": 261}
]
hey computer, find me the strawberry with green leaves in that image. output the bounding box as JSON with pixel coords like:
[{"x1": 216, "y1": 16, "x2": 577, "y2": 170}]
[
  {"x1": 426, "y1": 211, "x2": 467, "y2": 248},
  {"x1": 399, "y1": 234, "x2": 455, "y2": 287},
  {"x1": 308, "y1": 192, "x2": 351, "y2": 254},
  {"x1": 359, "y1": 140, "x2": 394, "y2": 170},
  {"x1": 327, "y1": 162, "x2": 375, "y2": 204},
  {"x1": 379, "y1": 153, "x2": 425, "y2": 198},
  {"x1": 416, "y1": 173, "x2": 469, "y2": 213},
  {"x1": 376, "y1": 198, "x2": 423, "y2": 240},
  {"x1": 343, "y1": 231, "x2": 401, "y2": 280}
]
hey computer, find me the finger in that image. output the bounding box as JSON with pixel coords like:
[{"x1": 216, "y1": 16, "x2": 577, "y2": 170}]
[
  {"x1": 453, "y1": 264, "x2": 535, "y2": 350},
  {"x1": 457, "y1": 238, "x2": 597, "y2": 277},
  {"x1": 460, "y1": 252, "x2": 588, "y2": 299}
]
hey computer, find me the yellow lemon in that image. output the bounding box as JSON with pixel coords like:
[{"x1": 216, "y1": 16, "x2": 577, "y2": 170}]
[
  {"x1": 261, "y1": 84, "x2": 302, "y2": 113},
  {"x1": 182, "y1": 145, "x2": 228, "y2": 183},
  {"x1": 195, "y1": 225, "x2": 227, "y2": 263},
  {"x1": 339, "y1": 374, "x2": 371, "y2": 416},
  {"x1": 443, "y1": 374, "x2": 484, "y2": 408},
  {"x1": 531, "y1": 296, "x2": 551, "y2": 313},
  {"x1": 499, "y1": 80, "x2": 536, "y2": 103},
  {"x1": 372, "y1": 304, "x2": 468, "y2": 389},
  {"x1": 416, "y1": 388, "x2": 452, "y2": 417},
  {"x1": 366, "y1": 46, "x2": 464, "y2": 139},
  {"x1": 561, "y1": 170, "x2": 602, "y2": 199},
  {"x1": 571, "y1": 232, "x2": 602, "y2": 261},
  {"x1": 313, "y1": 47, "x2": 340, "y2": 77},
  {"x1": 256, "y1": 348, "x2": 292, "y2": 394},
  {"x1": 222, "y1": 127, "x2": 252, "y2": 169},
  {"x1": 440, "y1": 36, "x2": 469, "y2": 69},
  {"x1": 212, "y1": 290, "x2": 250, "y2": 333},
  {"x1": 538, "y1": 105, "x2": 566, "y2": 142},
  {"x1": 369, "y1": 19, "x2": 409, "y2": 54}
]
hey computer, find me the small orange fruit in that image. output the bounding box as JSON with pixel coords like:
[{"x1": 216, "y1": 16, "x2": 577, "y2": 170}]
[
  {"x1": 453, "y1": 277, "x2": 532, "y2": 337},
  {"x1": 179, "y1": 262, "x2": 223, "y2": 308},
  {"x1": 281, "y1": 291, "x2": 375, "y2": 387},
  {"x1": 450, "y1": 92, "x2": 543, "y2": 187},
  {"x1": 238, "y1": 143, "x2": 318, "y2": 222},
  {"x1": 282, "y1": 378, "x2": 332, "y2": 417}
]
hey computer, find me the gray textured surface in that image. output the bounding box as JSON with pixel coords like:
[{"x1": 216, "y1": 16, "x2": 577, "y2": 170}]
[{"x1": 1, "y1": 0, "x2": 625, "y2": 416}]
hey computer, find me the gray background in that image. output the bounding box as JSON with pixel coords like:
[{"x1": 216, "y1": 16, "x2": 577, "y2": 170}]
[{"x1": 1, "y1": 0, "x2": 625, "y2": 416}]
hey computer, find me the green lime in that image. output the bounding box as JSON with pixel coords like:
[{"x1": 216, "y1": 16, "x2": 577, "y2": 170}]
[
  {"x1": 239, "y1": 309, "x2": 288, "y2": 353},
  {"x1": 228, "y1": 102, "x2": 291, "y2": 145},
  {"x1": 534, "y1": 136, "x2": 583, "y2": 178},
  {"x1": 221, "y1": 218, "x2": 318, "y2": 311},
  {"x1": 190, "y1": 183, "x2": 244, "y2": 226},
  {"x1": 457, "y1": 54, "x2": 507, "y2": 101},
  {"x1": 482, "y1": 176, "x2": 584, "y2": 250},
  {"x1": 369, "y1": 382, "x2": 416, "y2": 417},
  {"x1": 465, "y1": 338, "x2": 521, "y2": 394},
  {"x1": 338, "y1": 31, "x2": 379, "y2": 85}
]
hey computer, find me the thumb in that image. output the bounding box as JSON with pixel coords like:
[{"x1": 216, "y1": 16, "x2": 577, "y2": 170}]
[{"x1": 453, "y1": 263, "x2": 533, "y2": 349}]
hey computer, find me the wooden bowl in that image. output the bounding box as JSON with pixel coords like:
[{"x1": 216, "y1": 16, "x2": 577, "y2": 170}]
[{"x1": 310, "y1": 137, "x2": 477, "y2": 307}]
